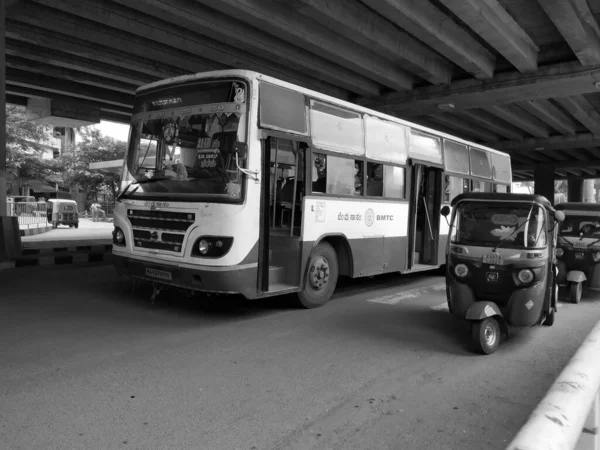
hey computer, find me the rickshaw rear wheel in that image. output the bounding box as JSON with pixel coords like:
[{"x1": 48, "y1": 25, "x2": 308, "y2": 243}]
[
  {"x1": 52, "y1": 221, "x2": 57, "y2": 229},
  {"x1": 75, "y1": 223, "x2": 79, "y2": 229},
  {"x1": 569, "y1": 282, "x2": 582, "y2": 304},
  {"x1": 472, "y1": 317, "x2": 500, "y2": 355},
  {"x1": 544, "y1": 308, "x2": 555, "y2": 326}
]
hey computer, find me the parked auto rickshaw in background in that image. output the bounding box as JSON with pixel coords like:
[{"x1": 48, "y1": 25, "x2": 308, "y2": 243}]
[
  {"x1": 554, "y1": 202, "x2": 600, "y2": 304},
  {"x1": 441, "y1": 193, "x2": 565, "y2": 355},
  {"x1": 47, "y1": 199, "x2": 79, "y2": 229}
]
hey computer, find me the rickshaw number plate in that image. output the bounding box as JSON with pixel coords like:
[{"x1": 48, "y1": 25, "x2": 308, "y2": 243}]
[
  {"x1": 573, "y1": 241, "x2": 588, "y2": 249},
  {"x1": 483, "y1": 253, "x2": 503, "y2": 265},
  {"x1": 486, "y1": 272, "x2": 499, "y2": 282},
  {"x1": 575, "y1": 253, "x2": 584, "y2": 260},
  {"x1": 145, "y1": 268, "x2": 172, "y2": 281}
]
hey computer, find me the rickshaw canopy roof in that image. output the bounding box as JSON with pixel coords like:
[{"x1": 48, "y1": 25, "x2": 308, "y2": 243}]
[
  {"x1": 451, "y1": 192, "x2": 553, "y2": 209},
  {"x1": 48, "y1": 199, "x2": 77, "y2": 204},
  {"x1": 554, "y1": 202, "x2": 600, "y2": 213}
]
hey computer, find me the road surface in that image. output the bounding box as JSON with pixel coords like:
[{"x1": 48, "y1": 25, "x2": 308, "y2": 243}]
[{"x1": 1, "y1": 266, "x2": 599, "y2": 450}]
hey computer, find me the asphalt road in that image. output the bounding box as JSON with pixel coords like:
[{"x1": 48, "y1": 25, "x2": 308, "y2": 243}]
[
  {"x1": 1, "y1": 266, "x2": 599, "y2": 450},
  {"x1": 21, "y1": 219, "x2": 112, "y2": 246}
]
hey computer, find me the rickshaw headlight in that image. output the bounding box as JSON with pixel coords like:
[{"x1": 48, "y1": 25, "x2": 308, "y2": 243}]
[
  {"x1": 517, "y1": 269, "x2": 535, "y2": 284},
  {"x1": 454, "y1": 263, "x2": 468, "y2": 278},
  {"x1": 555, "y1": 248, "x2": 564, "y2": 257},
  {"x1": 594, "y1": 252, "x2": 600, "y2": 262}
]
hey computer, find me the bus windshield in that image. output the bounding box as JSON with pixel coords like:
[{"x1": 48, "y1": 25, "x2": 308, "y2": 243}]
[
  {"x1": 120, "y1": 80, "x2": 248, "y2": 202},
  {"x1": 451, "y1": 202, "x2": 547, "y2": 249}
]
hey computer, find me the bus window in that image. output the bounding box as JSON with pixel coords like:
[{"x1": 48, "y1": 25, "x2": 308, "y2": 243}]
[
  {"x1": 444, "y1": 176, "x2": 465, "y2": 203},
  {"x1": 495, "y1": 184, "x2": 508, "y2": 193},
  {"x1": 472, "y1": 180, "x2": 492, "y2": 192},
  {"x1": 354, "y1": 160, "x2": 364, "y2": 196},
  {"x1": 383, "y1": 166, "x2": 405, "y2": 199},
  {"x1": 312, "y1": 152, "x2": 327, "y2": 193},
  {"x1": 367, "y1": 162, "x2": 383, "y2": 197}
]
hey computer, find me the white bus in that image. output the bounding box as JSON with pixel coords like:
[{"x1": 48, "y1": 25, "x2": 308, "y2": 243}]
[{"x1": 113, "y1": 70, "x2": 512, "y2": 307}]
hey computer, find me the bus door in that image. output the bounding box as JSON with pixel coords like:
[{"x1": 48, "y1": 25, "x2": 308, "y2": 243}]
[
  {"x1": 408, "y1": 163, "x2": 443, "y2": 270},
  {"x1": 258, "y1": 135, "x2": 306, "y2": 293}
]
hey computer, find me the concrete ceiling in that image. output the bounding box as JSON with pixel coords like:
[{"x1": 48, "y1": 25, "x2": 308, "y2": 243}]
[{"x1": 6, "y1": 0, "x2": 600, "y2": 180}]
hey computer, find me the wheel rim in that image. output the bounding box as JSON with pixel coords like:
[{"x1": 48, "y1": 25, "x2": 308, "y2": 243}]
[
  {"x1": 308, "y1": 256, "x2": 330, "y2": 292},
  {"x1": 483, "y1": 322, "x2": 497, "y2": 346}
]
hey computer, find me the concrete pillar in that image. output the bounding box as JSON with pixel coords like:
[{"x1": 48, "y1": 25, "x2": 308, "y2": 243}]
[
  {"x1": 568, "y1": 178, "x2": 584, "y2": 202},
  {"x1": 534, "y1": 163, "x2": 555, "y2": 204},
  {"x1": 584, "y1": 179, "x2": 595, "y2": 203},
  {"x1": 0, "y1": 0, "x2": 6, "y2": 217}
]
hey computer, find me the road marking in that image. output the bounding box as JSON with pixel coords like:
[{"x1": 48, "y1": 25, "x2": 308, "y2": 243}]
[{"x1": 368, "y1": 283, "x2": 445, "y2": 305}]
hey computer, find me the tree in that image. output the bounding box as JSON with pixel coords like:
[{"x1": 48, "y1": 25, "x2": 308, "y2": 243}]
[
  {"x1": 5, "y1": 104, "x2": 54, "y2": 194},
  {"x1": 58, "y1": 127, "x2": 125, "y2": 201}
]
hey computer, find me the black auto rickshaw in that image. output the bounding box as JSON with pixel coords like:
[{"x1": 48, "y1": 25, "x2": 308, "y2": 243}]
[
  {"x1": 441, "y1": 193, "x2": 565, "y2": 354},
  {"x1": 47, "y1": 199, "x2": 79, "y2": 229},
  {"x1": 554, "y1": 202, "x2": 600, "y2": 303}
]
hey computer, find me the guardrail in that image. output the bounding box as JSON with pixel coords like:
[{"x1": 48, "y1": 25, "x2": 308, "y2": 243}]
[
  {"x1": 7, "y1": 202, "x2": 49, "y2": 228},
  {"x1": 506, "y1": 320, "x2": 600, "y2": 450}
]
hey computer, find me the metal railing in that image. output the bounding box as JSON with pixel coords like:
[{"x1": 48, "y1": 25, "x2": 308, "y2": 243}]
[
  {"x1": 506, "y1": 320, "x2": 600, "y2": 450},
  {"x1": 6, "y1": 202, "x2": 49, "y2": 228}
]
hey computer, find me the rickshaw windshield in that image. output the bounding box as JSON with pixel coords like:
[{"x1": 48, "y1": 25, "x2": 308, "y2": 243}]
[
  {"x1": 451, "y1": 202, "x2": 547, "y2": 249},
  {"x1": 559, "y1": 215, "x2": 600, "y2": 238}
]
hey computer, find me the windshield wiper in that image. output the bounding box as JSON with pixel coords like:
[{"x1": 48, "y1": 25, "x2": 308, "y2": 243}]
[
  {"x1": 117, "y1": 176, "x2": 170, "y2": 200},
  {"x1": 492, "y1": 208, "x2": 534, "y2": 252}
]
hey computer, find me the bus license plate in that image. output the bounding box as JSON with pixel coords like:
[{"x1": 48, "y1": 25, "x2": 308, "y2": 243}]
[
  {"x1": 145, "y1": 268, "x2": 172, "y2": 281},
  {"x1": 483, "y1": 253, "x2": 503, "y2": 265},
  {"x1": 573, "y1": 241, "x2": 588, "y2": 249},
  {"x1": 575, "y1": 253, "x2": 584, "y2": 260}
]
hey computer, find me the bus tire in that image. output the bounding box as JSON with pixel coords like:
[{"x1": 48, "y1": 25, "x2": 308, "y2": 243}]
[{"x1": 297, "y1": 241, "x2": 338, "y2": 309}]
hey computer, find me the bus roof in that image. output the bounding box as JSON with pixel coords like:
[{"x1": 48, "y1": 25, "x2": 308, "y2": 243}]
[
  {"x1": 451, "y1": 192, "x2": 553, "y2": 209},
  {"x1": 135, "y1": 69, "x2": 509, "y2": 158}
]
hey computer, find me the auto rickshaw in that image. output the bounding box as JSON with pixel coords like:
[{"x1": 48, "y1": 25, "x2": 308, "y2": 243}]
[
  {"x1": 441, "y1": 193, "x2": 565, "y2": 355},
  {"x1": 554, "y1": 202, "x2": 600, "y2": 303},
  {"x1": 47, "y1": 199, "x2": 79, "y2": 229}
]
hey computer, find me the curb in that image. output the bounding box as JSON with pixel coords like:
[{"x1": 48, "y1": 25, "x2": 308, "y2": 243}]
[
  {"x1": 20, "y1": 225, "x2": 52, "y2": 237},
  {"x1": 2, "y1": 244, "x2": 115, "y2": 269}
]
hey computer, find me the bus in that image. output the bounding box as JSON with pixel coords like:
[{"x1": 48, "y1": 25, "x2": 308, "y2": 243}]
[{"x1": 113, "y1": 70, "x2": 512, "y2": 308}]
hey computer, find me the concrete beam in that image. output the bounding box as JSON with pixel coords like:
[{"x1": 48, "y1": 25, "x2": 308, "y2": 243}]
[
  {"x1": 458, "y1": 109, "x2": 526, "y2": 140},
  {"x1": 517, "y1": 99, "x2": 578, "y2": 134},
  {"x1": 427, "y1": 114, "x2": 500, "y2": 142},
  {"x1": 483, "y1": 105, "x2": 551, "y2": 138},
  {"x1": 197, "y1": 0, "x2": 415, "y2": 91},
  {"x1": 6, "y1": 85, "x2": 132, "y2": 115},
  {"x1": 439, "y1": 0, "x2": 538, "y2": 73},
  {"x1": 555, "y1": 95, "x2": 600, "y2": 135},
  {"x1": 6, "y1": 69, "x2": 134, "y2": 108},
  {"x1": 538, "y1": 0, "x2": 600, "y2": 66},
  {"x1": 114, "y1": 0, "x2": 381, "y2": 97},
  {"x1": 6, "y1": 56, "x2": 137, "y2": 94},
  {"x1": 29, "y1": 0, "x2": 352, "y2": 99},
  {"x1": 6, "y1": 38, "x2": 158, "y2": 86},
  {"x1": 359, "y1": 62, "x2": 600, "y2": 115},
  {"x1": 290, "y1": 0, "x2": 452, "y2": 84},
  {"x1": 360, "y1": 0, "x2": 495, "y2": 79},
  {"x1": 6, "y1": 93, "x2": 27, "y2": 106},
  {"x1": 498, "y1": 133, "x2": 600, "y2": 152},
  {"x1": 7, "y1": 20, "x2": 187, "y2": 81}
]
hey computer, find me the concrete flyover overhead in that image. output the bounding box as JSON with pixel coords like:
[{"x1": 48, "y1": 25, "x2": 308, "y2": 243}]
[{"x1": 2, "y1": 0, "x2": 600, "y2": 209}]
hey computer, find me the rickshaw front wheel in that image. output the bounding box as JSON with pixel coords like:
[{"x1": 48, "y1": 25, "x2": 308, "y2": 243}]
[
  {"x1": 471, "y1": 317, "x2": 500, "y2": 355},
  {"x1": 570, "y1": 282, "x2": 582, "y2": 304}
]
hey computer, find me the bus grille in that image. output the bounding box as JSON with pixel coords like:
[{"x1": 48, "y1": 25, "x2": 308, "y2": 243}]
[{"x1": 127, "y1": 209, "x2": 195, "y2": 253}]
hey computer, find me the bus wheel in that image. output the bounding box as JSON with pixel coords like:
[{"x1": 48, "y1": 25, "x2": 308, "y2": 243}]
[{"x1": 297, "y1": 242, "x2": 338, "y2": 309}]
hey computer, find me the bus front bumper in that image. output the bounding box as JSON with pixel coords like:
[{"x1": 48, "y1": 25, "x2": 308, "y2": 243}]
[{"x1": 113, "y1": 254, "x2": 259, "y2": 299}]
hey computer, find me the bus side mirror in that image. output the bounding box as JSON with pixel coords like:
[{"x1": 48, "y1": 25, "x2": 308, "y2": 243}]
[
  {"x1": 235, "y1": 142, "x2": 247, "y2": 160},
  {"x1": 441, "y1": 205, "x2": 451, "y2": 217},
  {"x1": 554, "y1": 210, "x2": 565, "y2": 223}
]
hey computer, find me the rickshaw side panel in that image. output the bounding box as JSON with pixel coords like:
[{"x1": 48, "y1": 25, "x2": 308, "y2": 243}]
[
  {"x1": 504, "y1": 281, "x2": 547, "y2": 327},
  {"x1": 447, "y1": 281, "x2": 476, "y2": 317}
]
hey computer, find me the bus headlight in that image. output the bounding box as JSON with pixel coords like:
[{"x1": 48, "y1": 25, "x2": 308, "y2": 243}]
[
  {"x1": 198, "y1": 239, "x2": 209, "y2": 254},
  {"x1": 192, "y1": 236, "x2": 234, "y2": 258},
  {"x1": 454, "y1": 264, "x2": 468, "y2": 278},
  {"x1": 517, "y1": 269, "x2": 535, "y2": 284},
  {"x1": 112, "y1": 227, "x2": 126, "y2": 246},
  {"x1": 555, "y1": 248, "x2": 564, "y2": 257}
]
